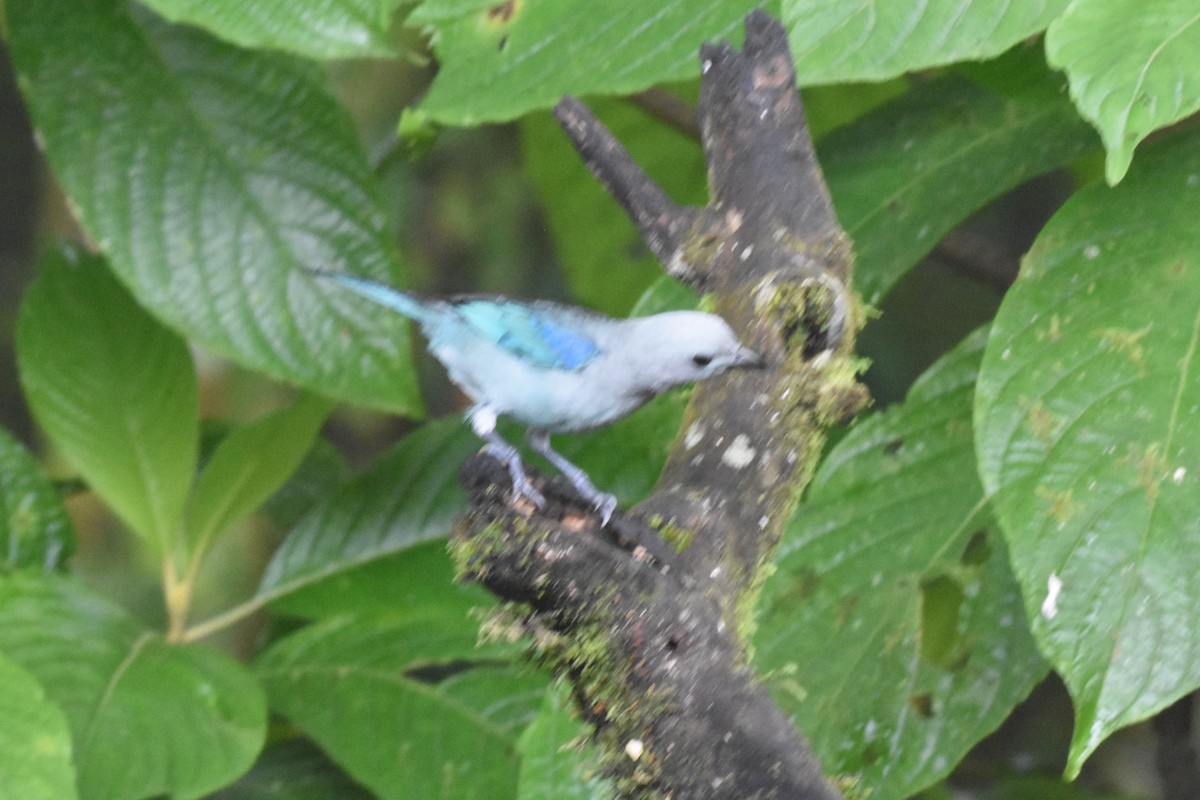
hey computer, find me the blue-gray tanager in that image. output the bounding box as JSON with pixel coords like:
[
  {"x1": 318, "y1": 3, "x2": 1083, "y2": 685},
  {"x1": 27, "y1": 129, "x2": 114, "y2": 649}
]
[{"x1": 312, "y1": 270, "x2": 765, "y2": 523}]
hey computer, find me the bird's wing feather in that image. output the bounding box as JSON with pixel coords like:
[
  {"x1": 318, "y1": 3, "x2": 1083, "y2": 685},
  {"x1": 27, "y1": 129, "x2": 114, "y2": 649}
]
[{"x1": 453, "y1": 299, "x2": 600, "y2": 370}]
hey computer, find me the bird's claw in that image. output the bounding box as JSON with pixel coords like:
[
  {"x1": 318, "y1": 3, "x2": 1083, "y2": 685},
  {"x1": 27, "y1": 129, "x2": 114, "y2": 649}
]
[
  {"x1": 512, "y1": 476, "x2": 616, "y2": 525},
  {"x1": 480, "y1": 443, "x2": 545, "y2": 509},
  {"x1": 593, "y1": 493, "x2": 618, "y2": 526},
  {"x1": 511, "y1": 476, "x2": 546, "y2": 510},
  {"x1": 478, "y1": 441, "x2": 616, "y2": 524}
]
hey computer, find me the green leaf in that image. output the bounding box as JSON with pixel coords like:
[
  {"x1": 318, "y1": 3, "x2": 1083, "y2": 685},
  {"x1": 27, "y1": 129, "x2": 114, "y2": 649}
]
[
  {"x1": 186, "y1": 394, "x2": 334, "y2": 562},
  {"x1": 0, "y1": 573, "x2": 266, "y2": 800},
  {"x1": 17, "y1": 249, "x2": 197, "y2": 555},
  {"x1": 974, "y1": 133, "x2": 1200, "y2": 775},
  {"x1": 138, "y1": 0, "x2": 405, "y2": 59},
  {"x1": 966, "y1": 773, "x2": 1127, "y2": 800},
  {"x1": 820, "y1": 73, "x2": 1097, "y2": 304},
  {"x1": 0, "y1": 653, "x2": 77, "y2": 800},
  {"x1": 0, "y1": 428, "x2": 75, "y2": 572},
  {"x1": 209, "y1": 738, "x2": 374, "y2": 800},
  {"x1": 516, "y1": 683, "x2": 613, "y2": 800},
  {"x1": 260, "y1": 438, "x2": 351, "y2": 532},
  {"x1": 522, "y1": 97, "x2": 707, "y2": 315},
  {"x1": 756, "y1": 328, "x2": 1046, "y2": 800},
  {"x1": 6, "y1": 0, "x2": 420, "y2": 414},
  {"x1": 1046, "y1": 0, "x2": 1200, "y2": 184},
  {"x1": 257, "y1": 610, "x2": 543, "y2": 800},
  {"x1": 627, "y1": 274, "x2": 701, "y2": 316},
  {"x1": 802, "y1": 79, "x2": 911, "y2": 141},
  {"x1": 256, "y1": 418, "x2": 479, "y2": 605},
  {"x1": 411, "y1": 0, "x2": 760, "y2": 125},
  {"x1": 783, "y1": 0, "x2": 1071, "y2": 84},
  {"x1": 271, "y1": 539, "x2": 490, "y2": 621}
]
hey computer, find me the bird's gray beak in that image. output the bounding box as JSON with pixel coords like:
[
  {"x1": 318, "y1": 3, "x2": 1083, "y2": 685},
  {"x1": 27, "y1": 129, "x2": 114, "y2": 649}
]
[{"x1": 733, "y1": 345, "x2": 768, "y2": 369}]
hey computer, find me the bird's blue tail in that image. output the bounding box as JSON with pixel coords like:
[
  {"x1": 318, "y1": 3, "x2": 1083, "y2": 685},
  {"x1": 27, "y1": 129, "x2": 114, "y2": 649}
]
[{"x1": 307, "y1": 269, "x2": 435, "y2": 324}]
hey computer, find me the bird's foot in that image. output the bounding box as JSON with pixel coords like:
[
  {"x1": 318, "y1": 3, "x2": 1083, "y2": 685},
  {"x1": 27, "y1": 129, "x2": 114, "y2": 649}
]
[
  {"x1": 511, "y1": 475, "x2": 547, "y2": 510},
  {"x1": 481, "y1": 443, "x2": 546, "y2": 509},
  {"x1": 590, "y1": 492, "x2": 618, "y2": 526},
  {"x1": 523, "y1": 430, "x2": 621, "y2": 525},
  {"x1": 559, "y1": 469, "x2": 618, "y2": 525},
  {"x1": 558, "y1": 467, "x2": 618, "y2": 524}
]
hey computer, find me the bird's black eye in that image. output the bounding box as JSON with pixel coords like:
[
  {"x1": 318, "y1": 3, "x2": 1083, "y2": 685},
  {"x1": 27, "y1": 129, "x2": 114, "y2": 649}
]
[{"x1": 692, "y1": 354, "x2": 713, "y2": 368}]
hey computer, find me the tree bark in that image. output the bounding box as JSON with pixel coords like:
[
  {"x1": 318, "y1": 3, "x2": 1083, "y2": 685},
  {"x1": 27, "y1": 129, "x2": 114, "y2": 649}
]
[{"x1": 452, "y1": 11, "x2": 866, "y2": 799}]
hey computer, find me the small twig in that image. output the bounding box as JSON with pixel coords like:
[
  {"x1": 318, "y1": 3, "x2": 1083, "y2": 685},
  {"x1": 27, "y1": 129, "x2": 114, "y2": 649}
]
[
  {"x1": 933, "y1": 227, "x2": 1019, "y2": 291},
  {"x1": 628, "y1": 87, "x2": 701, "y2": 140},
  {"x1": 553, "y1": 97, "x2": 697, "y2": 277}
]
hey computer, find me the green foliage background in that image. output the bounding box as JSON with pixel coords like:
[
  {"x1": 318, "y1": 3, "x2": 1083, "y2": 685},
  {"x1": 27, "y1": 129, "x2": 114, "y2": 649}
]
[{"x1": 1, "y1": 0, "x2": 1198, "y2": 798}]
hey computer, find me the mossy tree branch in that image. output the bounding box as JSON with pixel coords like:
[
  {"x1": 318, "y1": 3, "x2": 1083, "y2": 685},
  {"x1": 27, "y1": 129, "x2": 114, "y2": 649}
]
[{"x1": 452, "y1": 10, "x2": 866, "y2": 799}]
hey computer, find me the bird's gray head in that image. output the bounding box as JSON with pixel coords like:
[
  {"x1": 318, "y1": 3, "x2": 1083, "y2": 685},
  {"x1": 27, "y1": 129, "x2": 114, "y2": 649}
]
[{"x1": 628, "y1": 311, "x2": 765, "y2": 392}]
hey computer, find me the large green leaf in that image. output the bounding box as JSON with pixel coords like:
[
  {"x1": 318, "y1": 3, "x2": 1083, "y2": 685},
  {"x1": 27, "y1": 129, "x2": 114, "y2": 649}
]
[
  {"x1": 964, "y1": 774, "x2": 1126, "y2": 800},
  {"x1": 0, "y1": 573, "x2": 266, "y2": 800},
  {"x1": 138, "y1": 0, "x2": 406, "y2": 59},
  {"x1": 186, "y1": 393, "x2": 334, "y2": 561},
  {"x1": 209, "y1": 738, "x2": 373, "y2": 800},
  {"x1": 261, "y1": 438, "x2": 351, "y2": 532},
  {"x1": 17, "y1": 250, "x2": 197, "y2": 555},
  {"x1": 820, "y1": 71, "x2": 1097, "y2": 304},
  {"x1": 257, "y1": 609, "x2": 543, "y2": 800},
  {"x1": 521, "y1": 97, "x2": 707, "y2": 315},
  {"x1": 756, "y1": 328, "x2": 1046, "y2": 800},
  {"x1": 516, "y1": 684, "x2": 612, "y2": 800},
  {"x1": 6, "y1": 0, "x2": 419, "y2": 414},
  {"x1": 255, "y1": 418, "x2": 479, "y2": 606},
  {"x1": 270, "y1": 539, "x2": 490, "y2": 621},
  {"x1": 783, "y1": 0, "x2": 1070, "y2": 84},
  {"x1": 410, "y1": 0, "x2": 761, "y2": 125},
  {"x1": 975, "y1": 133, "x2": 1200, "y2": 774},
  {"x1": 0, "y1": 653, "x2": 77, "y2": 800},
  {"x1": 0, "y1": 428, "x2": 75, "y2": 572},
  {"x1": 1047, "y1": 0, "x2": 1200, "y2": 184},
  {"x1": 627, "y1": 273, "x2": 701, "y2": 316},
  {"x1": 802, "y1": 79, "x2": 912, "y2": 140}
]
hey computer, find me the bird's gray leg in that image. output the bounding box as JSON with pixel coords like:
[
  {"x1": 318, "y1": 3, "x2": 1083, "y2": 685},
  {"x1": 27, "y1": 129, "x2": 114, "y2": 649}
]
[
  {"x1": 526, "y1": 429, "x2": 618, "y2": 524},
  {"x1": 468, "y1": 406, "x2": 546, "y2": 508}
]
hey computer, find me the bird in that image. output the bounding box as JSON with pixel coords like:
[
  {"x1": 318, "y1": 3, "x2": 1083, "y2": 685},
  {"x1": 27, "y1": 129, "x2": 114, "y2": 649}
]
[{"x1": 310, "y1": 269, "x2": 765, "y2": 523}]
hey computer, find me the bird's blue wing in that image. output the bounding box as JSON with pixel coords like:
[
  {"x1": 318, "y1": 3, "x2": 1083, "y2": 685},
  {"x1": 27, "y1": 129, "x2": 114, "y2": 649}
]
[{"x1": 453, "y1": 299, "x2": 600, "y2": 370}]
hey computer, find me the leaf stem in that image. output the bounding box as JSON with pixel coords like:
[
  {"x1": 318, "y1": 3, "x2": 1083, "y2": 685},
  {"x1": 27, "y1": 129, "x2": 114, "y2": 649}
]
[
  {"x1": 178, "y1": 597, "x2": 267, "y2": 643},
  {"x1": 163, "y1": 558, "x2": 192, "y2": 643}
]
